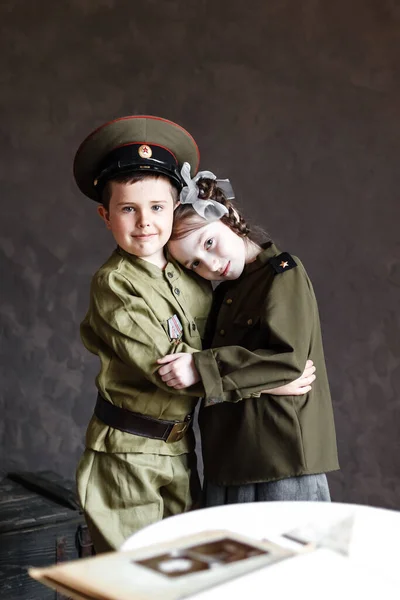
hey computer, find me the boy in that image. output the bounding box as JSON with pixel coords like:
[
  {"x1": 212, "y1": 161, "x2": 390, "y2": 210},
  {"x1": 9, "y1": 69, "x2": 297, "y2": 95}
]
[{"x1": 73, "y1": 116, "x2": 212, "y2": 552}]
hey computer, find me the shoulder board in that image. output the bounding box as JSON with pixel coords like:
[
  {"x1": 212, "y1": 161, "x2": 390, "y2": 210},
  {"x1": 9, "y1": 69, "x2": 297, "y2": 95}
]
[{"x1": 269, "y1": 252, "x2": 297, "y2": 274}]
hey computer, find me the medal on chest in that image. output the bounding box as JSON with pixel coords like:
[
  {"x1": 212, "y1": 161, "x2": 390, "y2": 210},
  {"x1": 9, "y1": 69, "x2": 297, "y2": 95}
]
[{"x1": 167, "y1": 314, "x2": 183, "y2": 339}]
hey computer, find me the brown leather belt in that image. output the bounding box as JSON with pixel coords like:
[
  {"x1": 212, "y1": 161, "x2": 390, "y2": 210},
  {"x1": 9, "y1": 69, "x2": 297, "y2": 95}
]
[{"x1": 94, "y1": 394, "x2": 192, "y2": 443}]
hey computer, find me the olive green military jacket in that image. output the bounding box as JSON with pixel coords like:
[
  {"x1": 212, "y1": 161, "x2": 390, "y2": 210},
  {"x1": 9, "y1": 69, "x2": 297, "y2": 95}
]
[
  {"x1": 81, "y1": 247, "x2": 212, "y2": 456},
  {"x1": 195, "y1": 242, "x2": 339, "y2": 485}
]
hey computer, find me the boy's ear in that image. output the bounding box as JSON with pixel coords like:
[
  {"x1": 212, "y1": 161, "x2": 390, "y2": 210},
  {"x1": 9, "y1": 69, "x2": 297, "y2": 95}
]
[
  {"x1": 97, "y1": 205, "x2": 112, "y2": 229},
  {"x1": 173, "y1": 200, "x2": 181, "y2": 211}
]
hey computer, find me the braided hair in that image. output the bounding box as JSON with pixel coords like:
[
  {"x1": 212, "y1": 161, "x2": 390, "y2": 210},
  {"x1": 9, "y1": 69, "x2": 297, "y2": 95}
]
[{"x1": 170, "y1": 177, "x2": 268, "y2": 244}]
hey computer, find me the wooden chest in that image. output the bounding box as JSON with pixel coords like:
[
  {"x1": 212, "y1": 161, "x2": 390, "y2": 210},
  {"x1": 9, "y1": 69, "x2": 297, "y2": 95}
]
[{"x1": 0, "y1": 470, "x2": 92, "y2": 600}]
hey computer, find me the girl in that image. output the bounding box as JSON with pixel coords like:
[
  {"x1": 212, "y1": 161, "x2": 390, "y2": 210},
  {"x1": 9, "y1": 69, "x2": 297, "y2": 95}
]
[{"x1": 158, "y1": 162, "x2": 339, "y2": 504}]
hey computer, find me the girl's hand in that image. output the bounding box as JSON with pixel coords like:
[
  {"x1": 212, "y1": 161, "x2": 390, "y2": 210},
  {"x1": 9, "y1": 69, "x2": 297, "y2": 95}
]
[
  {"x1": 157, "y1": 353, "x2": 201, "y2": 389},
  {"x1": 264, "y1": 360, "x2": 316, "y2": 396}
]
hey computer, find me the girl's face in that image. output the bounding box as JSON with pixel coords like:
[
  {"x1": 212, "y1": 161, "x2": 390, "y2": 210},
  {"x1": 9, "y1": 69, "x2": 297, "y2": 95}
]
[{"x1": 168, "y1": 220, "x2": 248, "y2": 281}]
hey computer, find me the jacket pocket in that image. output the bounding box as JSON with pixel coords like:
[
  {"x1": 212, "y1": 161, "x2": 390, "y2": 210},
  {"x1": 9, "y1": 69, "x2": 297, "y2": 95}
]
[
  {"x1": 193, "y1": 316, "x2": 207, "y2": 339},
  {"x1": 232, "y1": 313, "x2": 260, "y2": 329},
  {"x1": 230, "y1": 313, "x2": 262, "y2": 346}
]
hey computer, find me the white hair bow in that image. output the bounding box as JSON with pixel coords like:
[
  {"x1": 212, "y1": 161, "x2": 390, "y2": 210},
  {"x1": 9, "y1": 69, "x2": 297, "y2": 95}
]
[{"x1": 179, "y1": 162, "x2": 234, "y2": 221}]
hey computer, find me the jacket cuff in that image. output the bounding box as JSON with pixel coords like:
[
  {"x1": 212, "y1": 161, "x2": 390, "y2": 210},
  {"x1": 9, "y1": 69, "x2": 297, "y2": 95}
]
[{"x1": 193, "y1": 349, "x2": 225, "y2": 406}]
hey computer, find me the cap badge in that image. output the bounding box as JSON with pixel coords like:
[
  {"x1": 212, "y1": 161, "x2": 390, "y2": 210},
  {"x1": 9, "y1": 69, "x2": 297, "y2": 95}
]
[{"x1": 138, "y1": 144, "x2": 152, "y2": 158}]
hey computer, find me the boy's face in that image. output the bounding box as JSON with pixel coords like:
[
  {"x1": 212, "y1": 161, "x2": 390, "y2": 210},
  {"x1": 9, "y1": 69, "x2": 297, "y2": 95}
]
[{"x1": 98, "y1": 178, "x2": 177, "y2": 268}]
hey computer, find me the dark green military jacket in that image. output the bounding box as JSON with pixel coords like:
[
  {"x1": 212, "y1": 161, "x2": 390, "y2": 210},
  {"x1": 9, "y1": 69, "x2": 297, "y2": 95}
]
[
  {"x1": 195, "y1": 242, "x2": 339, "y2": 485},
  {"x1": 81, "y1": 247, "x2": 212, "y2": 456}
]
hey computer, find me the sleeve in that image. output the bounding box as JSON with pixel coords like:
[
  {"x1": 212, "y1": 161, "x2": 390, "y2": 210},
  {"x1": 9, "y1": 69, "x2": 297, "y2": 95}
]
[
  {"x1": 82, "y1": 270, "x2": 202, "y2": 397},
  {"x1": 193, "y1": 263, "x2": 315, "y2": 404}
]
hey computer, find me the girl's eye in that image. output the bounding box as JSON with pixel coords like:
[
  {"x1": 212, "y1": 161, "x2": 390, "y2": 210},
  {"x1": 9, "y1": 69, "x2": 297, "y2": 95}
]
[
  {"x1": 205, "y1": 238, "x2": 214, "y2": 249},
  {"x1": 191, "y1": 260, "x2": 200, "y2": 270},
  {"x1": 152, "y1": 205, "x2": 163, "y2": 212}
]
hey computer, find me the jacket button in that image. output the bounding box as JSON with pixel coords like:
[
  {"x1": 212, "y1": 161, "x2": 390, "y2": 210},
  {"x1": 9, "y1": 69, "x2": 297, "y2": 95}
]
[
  {"x1": 220, "y1": 329, "x2": 225, "y2": 336},
  {"x1": 167, "y1": 272, "x2": 173, "y2": 278},
  {"x1": 226, "y1": 298, "x2": 233, "y2": 305},
  {"x1": 192, "y1": 322, "x2": 196, "y2": 330},
  {"x1": 247, "y1": 319, "x2": 253, "y2": 325},
  {"x1": 174, "y1": 288, "x2": 180, "y2": 295}
]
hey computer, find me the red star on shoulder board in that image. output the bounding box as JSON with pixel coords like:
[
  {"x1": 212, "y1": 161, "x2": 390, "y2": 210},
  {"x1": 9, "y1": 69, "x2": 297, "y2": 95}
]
[{"x1": 280, "y1": 261, "x2": 289, "y2": 268}]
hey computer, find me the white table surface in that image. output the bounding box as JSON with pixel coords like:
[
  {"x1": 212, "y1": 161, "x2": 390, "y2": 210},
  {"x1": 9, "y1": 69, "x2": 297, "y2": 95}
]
[{"x1": 121, "y1": 502, "x2": 400, "y2": 598}]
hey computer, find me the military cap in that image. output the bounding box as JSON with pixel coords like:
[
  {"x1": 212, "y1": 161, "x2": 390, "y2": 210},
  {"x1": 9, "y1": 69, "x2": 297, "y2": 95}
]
[{"x1": 73, "y1": 115, "x2": 200, "y2": 202}]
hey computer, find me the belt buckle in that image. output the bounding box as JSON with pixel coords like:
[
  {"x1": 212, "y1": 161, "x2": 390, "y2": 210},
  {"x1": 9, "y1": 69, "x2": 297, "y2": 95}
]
[{"x1": 166, "y1": 419, "x2": 190, "y2": 443}]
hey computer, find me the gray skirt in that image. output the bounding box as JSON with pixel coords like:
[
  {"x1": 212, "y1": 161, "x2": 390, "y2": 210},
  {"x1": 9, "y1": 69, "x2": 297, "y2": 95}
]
[{"x1": 203, "y1": 474, "x2": 331, "y2": 507}]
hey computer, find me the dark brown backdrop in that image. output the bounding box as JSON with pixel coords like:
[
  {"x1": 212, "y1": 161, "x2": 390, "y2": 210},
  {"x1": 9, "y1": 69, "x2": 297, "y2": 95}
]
[{"x1": 1, "y1": 0, "x2": 399, "y2": 508}]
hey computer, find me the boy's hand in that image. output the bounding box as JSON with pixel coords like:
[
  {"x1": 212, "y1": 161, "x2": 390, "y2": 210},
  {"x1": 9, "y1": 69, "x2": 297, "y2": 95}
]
[
  {"x1": 263, "y1": 360, "x2": 316, "y2": 396},
  {"x1": 157, "y1": 353, "x2": 201, "y2": 389}
]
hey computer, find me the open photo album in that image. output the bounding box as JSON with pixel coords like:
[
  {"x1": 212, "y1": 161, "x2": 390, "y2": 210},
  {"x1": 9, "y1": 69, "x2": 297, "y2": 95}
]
[{"x1": 29, "y1": 529, "x2": 304, "y2": 600}]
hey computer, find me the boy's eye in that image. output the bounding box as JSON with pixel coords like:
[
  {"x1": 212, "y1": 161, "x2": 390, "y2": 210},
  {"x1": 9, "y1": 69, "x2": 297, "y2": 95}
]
[
  {"x1": 151, "y1": 205, "x2": 163, "y2": 212},
  {"x1": 191, "y1": 260, "x2": 200, "y2": 270},
  {"x1": 122, "y1": 206, "x2": 134, "y2": 213},
  {"x1": 205, "y1": 238, "x2": 214, "y2": 249}
]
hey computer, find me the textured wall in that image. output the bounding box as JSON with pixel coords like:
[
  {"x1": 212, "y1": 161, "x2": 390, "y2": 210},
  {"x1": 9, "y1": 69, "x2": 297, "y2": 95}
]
[{"x1": 1, "y1": 0, "x2": 399, "y2": 508}]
